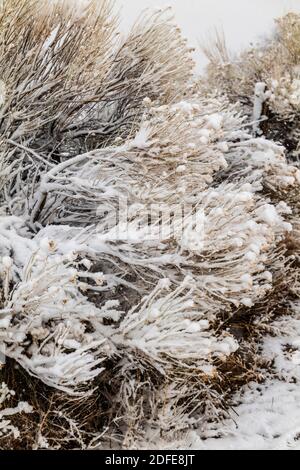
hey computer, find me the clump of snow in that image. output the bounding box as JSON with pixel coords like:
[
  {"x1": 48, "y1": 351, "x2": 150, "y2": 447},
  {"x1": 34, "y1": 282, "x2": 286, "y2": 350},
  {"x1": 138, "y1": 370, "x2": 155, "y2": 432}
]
[
  {"x1": 129, "y1": 124, "x2": 152, "y2": 150},
  {"x1": 0, "y1": 382, "x2": 32, "y2": 440},
  {"x1": 255, "y1": 204, "x2": 290, "y2": 229},
  {"x1": 205, "y1": 113, "x2": 223, "y2": 130}
]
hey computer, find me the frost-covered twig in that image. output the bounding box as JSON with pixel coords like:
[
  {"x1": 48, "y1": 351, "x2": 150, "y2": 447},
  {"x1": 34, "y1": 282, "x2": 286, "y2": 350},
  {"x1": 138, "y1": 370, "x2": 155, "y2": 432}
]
[{"x1": 0, "y1": 382, "x2": 32, "y2": 440}]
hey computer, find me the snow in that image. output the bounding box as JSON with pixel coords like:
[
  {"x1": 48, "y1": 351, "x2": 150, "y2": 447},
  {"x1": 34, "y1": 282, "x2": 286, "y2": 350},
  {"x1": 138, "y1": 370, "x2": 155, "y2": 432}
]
[
  {"x1": 0, "y1": 382, "x2": 32, "y2": 439},
  {"x1": 241, "y1": 297, "x2": 254, "y2": 307},
  {"x1": 192, "y1": 381, "x2": 300, "y2": 450},
  {"x1": 180, "y1": 210, "x2": 206, "y2": 254},
  {"x1": 255, "y1": 204, "x2": 292, "y2": 231},
  {"x1": 252, "y1": 82, "x2": 267, "y2": 135},
  {"x1": 205, "y1": 113, "x2": 223, "y2": 130},
  {"x1": 290, "y1": 79, "x2": 300, "y2": 106},
  {"x1": 166, "y1": 304, "x2": 300, "y2": 450},
  {"x1": 2, "y1": 257, "x2": 13, "y2": 269},
  {"x1": 0, "y1": 4, "x2": 299, "y2": 446},
  {"x1": 129, "y1": 124, "x2": 152, "y2": 150},
  {"x1": 0, "y1": 80, "x2": 6, "y2": 107}
]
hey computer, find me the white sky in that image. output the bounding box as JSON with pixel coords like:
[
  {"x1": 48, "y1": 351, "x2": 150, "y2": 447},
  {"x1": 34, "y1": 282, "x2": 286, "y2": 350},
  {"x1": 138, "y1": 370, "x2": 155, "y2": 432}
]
[{"x1": 115, "y1": 0, "x2": 300, "y2": 71}]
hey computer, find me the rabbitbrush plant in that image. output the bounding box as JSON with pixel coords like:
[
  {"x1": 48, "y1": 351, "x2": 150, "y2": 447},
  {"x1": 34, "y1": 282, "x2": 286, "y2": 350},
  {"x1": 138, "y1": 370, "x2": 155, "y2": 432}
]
[{"x1": 0, "y1": 0, "x2": 299, "y2": 449}]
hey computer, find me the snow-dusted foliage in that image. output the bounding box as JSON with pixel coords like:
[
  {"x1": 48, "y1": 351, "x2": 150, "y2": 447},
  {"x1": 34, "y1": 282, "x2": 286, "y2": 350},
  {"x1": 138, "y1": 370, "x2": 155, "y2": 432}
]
[
  {"x1": 0, "y1": 0, "x2": 299, "y2": 450},
  {"x1": 0, "y1": 244, "x2": 118, "y2": 394},
  {"x1": 0, "y1": 382, "x2": 32, "y2": 441},
  {"x1": 202, "y1": 13, "x2": 300, "y2": 160}
]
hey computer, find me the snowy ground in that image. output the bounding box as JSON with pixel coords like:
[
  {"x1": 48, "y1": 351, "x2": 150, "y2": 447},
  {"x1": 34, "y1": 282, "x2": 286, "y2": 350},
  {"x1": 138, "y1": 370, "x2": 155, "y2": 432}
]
[
  {"x1": 185, "y1": 304, "x2": 300, "y2": 450},
  {"x1": 195, "y1": 381, "x2": 300, "y2": 450},
  {"x1": 151, "y1": 304, "x2": 300, "y2": 450}
]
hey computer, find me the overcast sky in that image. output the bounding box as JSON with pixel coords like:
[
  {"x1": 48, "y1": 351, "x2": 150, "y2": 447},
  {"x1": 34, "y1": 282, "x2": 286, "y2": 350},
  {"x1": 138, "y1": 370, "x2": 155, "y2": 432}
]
[{"x1": 115, "y1": 0, "x2": 300, "y2": 71}]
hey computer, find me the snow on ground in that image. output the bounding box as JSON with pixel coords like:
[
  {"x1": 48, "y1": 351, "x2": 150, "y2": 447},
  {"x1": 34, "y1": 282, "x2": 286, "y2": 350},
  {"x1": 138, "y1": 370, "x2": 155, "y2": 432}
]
[
  {"x1": 193, "y1": 381, "x2": 300, "y2": 450},
  {"x1": 189, "y1": 304, "x2": 300, "y2": 450},
  {"x1": 156, "y1": 304, "x2": 300, "y2": 450}
]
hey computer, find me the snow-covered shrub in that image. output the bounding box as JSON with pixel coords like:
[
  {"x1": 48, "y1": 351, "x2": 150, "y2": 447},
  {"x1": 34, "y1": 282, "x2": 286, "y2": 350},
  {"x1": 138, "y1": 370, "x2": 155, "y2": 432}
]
[
  {"x1": 0, "y1": 0, "x2": 193, "y2": 212},
  {"x1": 115, "y1": 278, "x2": 238, "y2": 372},
  {"x1": 24, "y1": 93, "x2": 298, "y2": 228},
  {"x1": 1, "y1": 91, "x2": 298, "y2": 444},
  {"x1": 0, "y1": 0, "x2": 299, "y2": 449},
  {"x1": 0, "y1": 228, "x2": 127, "y2": 394},
  {"x1": 202, "y1": 13, "x2": 300, "y2": 159}
]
